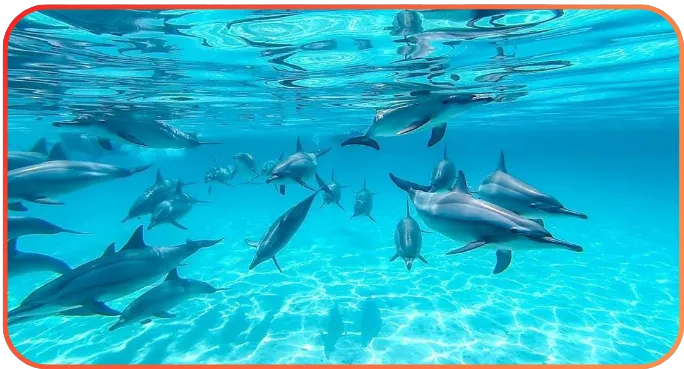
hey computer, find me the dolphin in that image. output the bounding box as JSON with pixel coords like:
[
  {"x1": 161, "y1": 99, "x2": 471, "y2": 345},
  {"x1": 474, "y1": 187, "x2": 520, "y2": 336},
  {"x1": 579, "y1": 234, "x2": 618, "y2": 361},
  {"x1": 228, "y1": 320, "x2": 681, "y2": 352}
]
[
  {"x1": 205, "y1": 155, "x2": 237, "y2": 195},
  {"x1": 8, "y1": 238, "x2": 71, "y2": 278},
  {"x1": 8, "y1": 216, "x2": 88, "y2": 239},
  {"x1": 122, "y1": 169, "x2": 194, "y2": 223},
  {"x1": 245, "y1": 178, "x2": 329, "y2": 273},
  {"x1": 341, "y1": 93, "x2": 494, "y2": 150},
  {"x1": 389, "y1": 170, "x2": 583, "y2": 274},
  {"x1": 315, "y1": 169, "x2": 347, "y2": 211},
  {"x1": 321, "y1": 304, "x2": 344, "y2": 359},
  {"x1": 429, "y1": 146, "x2": 457, "y2": 192},
  {"x1": 108, "y1": 268, "x2": 229, "y2": 331},
  {"x1": 148, "y1": 182, "x2": 208, "y2": 230},
  {"x1": 53, "y1": 115, "x2": 220, "y2": 149},
  {"x1": 359, "y1": 298, "x2": 382, "y2": 347},
  {"x1": 267, "y1": 137, "x2": 331, "y2": 195},
  {"x1": 234, "y1": 152, "x2": 259, "y2": 176},
  {"x1": 351, "y1": 178, "x2": 375, "y2": 223},
  {"x1": 391, "y1": 200, "x2": 428, "y2": 271},
  {"x1": 8, "y1": 139, "x2": 69, "y2": 171},
  {"x1": 478, "y1": 151, "x2": 588, "y2": 219},
  {"x1": 8, "y1": 225, "x2": 223, "y2": 320},
  {"x1": 8, "y1": 160, "x2": 153, "y2": 206}
]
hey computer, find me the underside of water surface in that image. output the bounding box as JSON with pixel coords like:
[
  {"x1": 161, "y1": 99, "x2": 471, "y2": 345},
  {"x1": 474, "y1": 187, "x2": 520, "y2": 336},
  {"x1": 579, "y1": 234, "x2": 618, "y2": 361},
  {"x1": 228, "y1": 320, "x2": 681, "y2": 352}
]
[{"x1": 4, "y1": 8, "x2": 680, "y2": 365}]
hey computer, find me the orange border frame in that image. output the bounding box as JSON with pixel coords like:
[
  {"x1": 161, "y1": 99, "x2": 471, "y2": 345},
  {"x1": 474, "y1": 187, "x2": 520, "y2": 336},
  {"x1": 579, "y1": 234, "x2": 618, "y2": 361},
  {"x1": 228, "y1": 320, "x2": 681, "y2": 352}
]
[{"x1": 2, "y1": 3, "x2": 682, "y2": 368}]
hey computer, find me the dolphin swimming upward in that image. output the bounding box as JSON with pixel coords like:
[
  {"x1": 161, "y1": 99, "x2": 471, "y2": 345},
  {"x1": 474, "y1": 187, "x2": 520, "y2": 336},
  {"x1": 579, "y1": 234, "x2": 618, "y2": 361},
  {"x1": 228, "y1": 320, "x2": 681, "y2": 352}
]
[
  {"x1": 350, "y1": 178, "x2": 376, "y2": 223},
  {"x1": 391, "y1": 200, "x2": 428, "y2": 271},
  {"x1": 478, "y1": 151, "x2": 588, "y2": 219},
  {"x1": 267, "y1": 137, "x2": 331, "y2": 195},
  {"x1": 389, "y1": 170, "x2": 583, "y2": 274},
  {"x1": 341, "y1": 93, "x2": 494, "y2": 150}
]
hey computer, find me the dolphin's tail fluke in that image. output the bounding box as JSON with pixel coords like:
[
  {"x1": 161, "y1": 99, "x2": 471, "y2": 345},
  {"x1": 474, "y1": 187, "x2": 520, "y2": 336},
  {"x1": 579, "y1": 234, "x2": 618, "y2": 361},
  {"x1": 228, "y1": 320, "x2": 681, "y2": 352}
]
[
  {"x1": 125, "y1": 163, "x2": 154, "y2": 176},
  {"x1": 539, "y1": 236, "x2": 583, "y2": 252},
  {"x1": 388, "y1": 173, "x2": 432, "y2": 193},
  {"x1": 340, "y1": 136, "x2": 380, "y2": 151}
]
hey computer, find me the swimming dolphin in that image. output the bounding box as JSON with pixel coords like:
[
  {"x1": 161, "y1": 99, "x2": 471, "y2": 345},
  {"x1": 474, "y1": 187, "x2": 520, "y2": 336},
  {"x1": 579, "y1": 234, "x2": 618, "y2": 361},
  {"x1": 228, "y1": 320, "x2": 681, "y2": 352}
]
[
  {"x1": 8, "y1": 139, "x2": 68, "y2": 171},
  {"x1": 429, "y1": 146, "x2": 457, "y2": 192},
  {"x1": 148, "y1": 182, "x2": 209, "y2": 230},
  {"x1": 8, "y1": 216, "x2": 88, "y2": 239},
  {"x1": 234, "y1": 152, "x2": 259, "y2": 176},
  {"x1": 122, "y1": 169, "x2": 195, "y2": 223},
  {"x1": 267, "y1": 137, "x2": 331, "y2": 195},
  {"x1": 321, "y1": 304, "x2": 345, "y2": 359},
  {"x1": 8, "y1": 238, "x2": 71, "y2": 278},
  {"x1": 108, "y1": 268, "x2": 229, "y2": 331},
  {"x1": 315, "y1": 169, "x2": 347, "y2": 211},
  {"x1": 8, "y1": 160, "x2": 153, "y2": 206},
  {"x1": 391, "y1": 200, "x2": 428, "y2": 271},
  {"x1": 341, "y1": 93, "x2": 494, "y2": 150},
  {"x1": 53, "y1": 115, "x2": 220, "y2": 149},
  {"x1": 8, "y1": 226, "x2": 224, "y2": 320},
  {"x1": 245, "y1": 178, "x2": 329, "y2": 273},
  {"x1": 478, "y1": 151, "x2": 588, "y2": 219},
  {"x1": 205, "y1": 155, "x2": 237, "y2": 195},
  {"x1": 389, "y1": 170, "x2": 583, "y2": 274},
  {"x1": 351, "y1": 178, "x2": 375, "y2": 223}
]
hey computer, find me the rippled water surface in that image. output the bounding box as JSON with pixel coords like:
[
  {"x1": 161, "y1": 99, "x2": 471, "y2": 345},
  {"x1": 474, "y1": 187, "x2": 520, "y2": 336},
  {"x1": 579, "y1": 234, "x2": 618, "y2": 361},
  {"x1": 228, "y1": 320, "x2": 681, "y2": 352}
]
[{"x1": 5, "y1": 8, "x2": 680, "y2": 365}]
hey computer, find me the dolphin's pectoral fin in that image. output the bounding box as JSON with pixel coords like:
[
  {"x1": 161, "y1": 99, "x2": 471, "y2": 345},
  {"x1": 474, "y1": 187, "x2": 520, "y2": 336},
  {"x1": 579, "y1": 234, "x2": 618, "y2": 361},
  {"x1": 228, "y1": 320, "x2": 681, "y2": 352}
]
[
  {"x1": 340, "y1": 136, "x2": 380, "y2": 151},
  {"x1": 153, "y1": 311, "x2": 176, "y2": 319},
  {"x1": 493, "y1": 249, "x2": 512, "y2": 274},
  {"x1": 8, "y1": 202, "x2": 28, "y2": 211},
  {"x1": 296, "y1": 179, "x2": 315, "y2": 191},
  {"x1": 389, "y1": 253, "x2": 399, "y2": 262},
  {"x1": 26, "y1": 196, "x2": 64, "y2": 205},
  {"x1": 244, "y1": 239, "x2": 258, "y2": 248},
  {"x1": 428, "y1": 122, "x2": 447, "y2": 147},
  {"x1": 396, "y1": 117, "x2": 431, "y2": 135},
  {"x1": 446, "y1": 240, "x2": 488, "y2": 255},
  {"x1": 529, "y1": 218, "x2": 545, "y2": 227},
  {"x1": 279, "y1": 185, "x2": 286, "y2": 195},
  {"x1": 272, "y1": 257, "x2": 283, "y2": 273},
  {"x1": 336, "y1": 202, "x2": 345, "y2": 211},
  {"x1": 171, "y1": 221, "x2": 188, "y2": 230},
  {"x1": 116, "y1": 131, "x2": 148, "y2": 147},
  {"x1": 417, "y1": 254, "x2": 428, "y2": 264},
  {"x1": 83, "y1": 300, "x2": 121, "y2": 316},
  {"x1": 367, "y1": 214, "x2": 377, "y2": 223},
  {"x1": 140, "y1": 318, "x2": 152, "y2": 325},
  {"x1": 98, "y1": 137, "x2": 113, "y2": 151}
]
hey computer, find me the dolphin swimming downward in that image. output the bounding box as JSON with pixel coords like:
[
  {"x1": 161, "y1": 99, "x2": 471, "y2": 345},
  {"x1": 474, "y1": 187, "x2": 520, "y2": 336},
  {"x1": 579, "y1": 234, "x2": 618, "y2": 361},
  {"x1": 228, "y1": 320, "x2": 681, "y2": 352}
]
[{"x1": 389, "y1": 170, "x2": 583, "y2": 274}]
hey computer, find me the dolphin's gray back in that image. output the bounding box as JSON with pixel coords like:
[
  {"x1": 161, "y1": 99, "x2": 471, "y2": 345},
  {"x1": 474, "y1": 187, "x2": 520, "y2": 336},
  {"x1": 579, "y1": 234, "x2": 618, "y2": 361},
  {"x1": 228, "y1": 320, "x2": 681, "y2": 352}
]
[{"x1": 479, "y1": 171, "x2": 561, "y2": 211}]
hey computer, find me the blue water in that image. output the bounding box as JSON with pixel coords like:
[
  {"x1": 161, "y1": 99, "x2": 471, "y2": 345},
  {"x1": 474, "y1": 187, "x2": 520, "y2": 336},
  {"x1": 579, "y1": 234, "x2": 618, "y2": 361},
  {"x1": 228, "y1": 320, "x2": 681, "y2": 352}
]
[{"x1": 4, "y1": 8, "x2": 680, "y2": 365}]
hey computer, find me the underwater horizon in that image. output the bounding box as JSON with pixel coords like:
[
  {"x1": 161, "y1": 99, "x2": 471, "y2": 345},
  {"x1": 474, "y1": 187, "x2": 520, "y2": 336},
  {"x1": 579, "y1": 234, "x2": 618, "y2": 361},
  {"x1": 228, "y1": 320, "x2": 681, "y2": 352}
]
[{"x1": 4, "y1": 8, "x2": 681, "y2": 365}]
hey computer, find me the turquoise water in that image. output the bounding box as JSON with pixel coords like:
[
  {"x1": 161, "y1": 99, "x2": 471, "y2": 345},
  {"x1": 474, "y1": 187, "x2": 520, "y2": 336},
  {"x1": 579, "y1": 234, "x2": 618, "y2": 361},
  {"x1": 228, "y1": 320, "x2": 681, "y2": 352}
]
[{"x1": 4, "y1": 8, "x2": 680, "y2": 365}]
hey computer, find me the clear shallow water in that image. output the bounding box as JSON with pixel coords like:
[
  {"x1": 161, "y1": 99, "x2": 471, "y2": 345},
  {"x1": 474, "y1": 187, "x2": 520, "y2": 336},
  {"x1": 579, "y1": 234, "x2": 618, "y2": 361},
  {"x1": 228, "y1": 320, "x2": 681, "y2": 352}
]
[{"x1": 4, "y1": 8, "x2": 680, "y2": 365}]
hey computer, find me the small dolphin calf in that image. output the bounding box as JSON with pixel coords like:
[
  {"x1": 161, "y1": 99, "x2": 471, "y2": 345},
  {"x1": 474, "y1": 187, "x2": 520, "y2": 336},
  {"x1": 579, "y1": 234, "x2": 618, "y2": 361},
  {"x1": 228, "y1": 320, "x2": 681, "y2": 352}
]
[
  {"x1": 267, "y1": 137, "x2": 331, "y2": 195},
  {"x1": 315, "y1": 169, "x2": 347, "y2": 211},
  {"x1": 351, "y1": 178, "x2": 376, "y2": 223},
  {"x1": 8, "y1": 160, "x2": 153, "y2": 206},
  {"x1": 429, "y1": 147, "x2": 457, "y2": 192},
  {"x1": 8, "y1": 239, "x2": 71, "y2": 278},
  {"x1": 389, "y1": 170, "x2": 583, "y2": 274},
  {"x1": 205, "y1": 155, "x2": 237, "y2": 195},
  {"x1": 148, "y1": 183, "x2": 208, "y2": 230},
  {"x1": 8, "y1": 226, "x2": 223, "y2": 320},
  {"x1": 234, "y1": 152, "x2": 259, "y2": 176},
  {"x1": 391, "y1": 200, "x2": 428, "y2": 271},
  {"x1": 341, "y1": 93, "x2": 494, "y2": 150},
  {"x1": 8, "y1": 139, "x2": 68, "y2": 171},
  {"x1": 478, "y1": 151, "x2": 588, "y2": 219},
  {"x1": 109, "y1": 268, "x2": 229, "y2": 331},
  {"x1": 54, "y1": 115, "x2": 220, "y2": 149},
  {"x1": 123, "y1": 169, "x2": 194, "y2": 223},
  {"x1": 8, "y1": 216, "x2": 87, "y2": 239},
  {"x1": 246, "y1": 178, "x2": 329, "y2": 273}
]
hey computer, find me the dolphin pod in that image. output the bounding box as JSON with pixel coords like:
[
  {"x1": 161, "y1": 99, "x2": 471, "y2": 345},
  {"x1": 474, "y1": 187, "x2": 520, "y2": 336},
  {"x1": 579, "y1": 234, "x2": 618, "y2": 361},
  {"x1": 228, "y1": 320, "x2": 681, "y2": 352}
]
[
  {"x1": 122, "y1": 169, "x2": 196, "y2": 223},
  {"x1": 148, "y1": 182, "x2": 209, "y2": 230}
]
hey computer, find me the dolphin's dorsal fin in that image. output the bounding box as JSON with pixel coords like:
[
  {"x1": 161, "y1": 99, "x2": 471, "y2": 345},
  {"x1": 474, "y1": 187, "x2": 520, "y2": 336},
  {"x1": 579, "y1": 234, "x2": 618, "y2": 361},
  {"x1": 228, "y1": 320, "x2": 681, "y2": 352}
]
[
  {"x1": 406, "y1": 199, "x2": 410, "y2": 217},
  {"x1": 498, "y1": 151, "x2": 507, "y2": 173},
  {"x1": 101, "y1": 243, "x2": 116, "y2": 258},
  {"x1": 452, "y1": 170, "x2": 471, "y2": 194},
  {"x1": 121, "y1": 226, "x2": 147, "y2": 251},
  {"x1": 47, "y1": 143, "x2": 68, "y2": 161},
  {"x1": 30, "y1": 137, "x2": 48, "y2": 155},
  {"x1": 443, "y1": 146, "x2": 448, "y2": 160},
  {"x1": 175, "y1": 181, "x2": 183, "y2": 194},
  {"x1": 165, "y1": 268, "x2": 180, "y2": 281},
  {"x1": 331, "y1": 169, "x2": 335, "y2": 181},
  {"x1": 8, "y1": 239, "x2": 17, "y2": 255},
  {"x1": 155, "y1": 169, "x2": 164, "y2": 184},
  {"x1": 296, "y1": 137, "x2": 303, "y2": 152}
]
